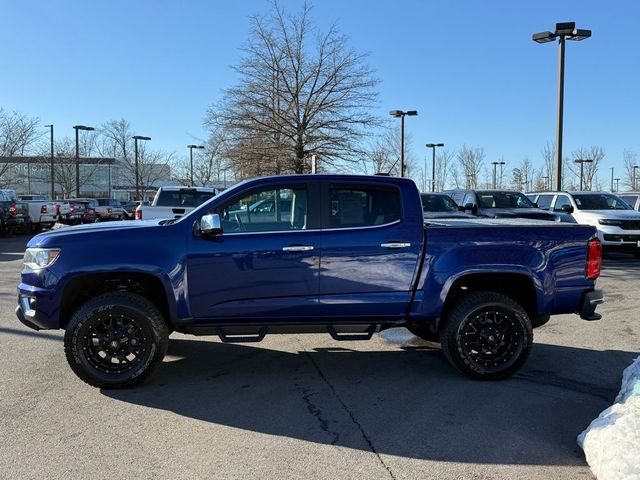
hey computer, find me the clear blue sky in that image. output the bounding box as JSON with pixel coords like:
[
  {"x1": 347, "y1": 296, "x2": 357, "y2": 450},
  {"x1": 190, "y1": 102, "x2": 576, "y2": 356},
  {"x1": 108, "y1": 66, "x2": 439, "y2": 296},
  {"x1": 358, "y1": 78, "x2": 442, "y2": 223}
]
[{"x1": 1, "y1": 0, "x2": 638, "y2": 182}]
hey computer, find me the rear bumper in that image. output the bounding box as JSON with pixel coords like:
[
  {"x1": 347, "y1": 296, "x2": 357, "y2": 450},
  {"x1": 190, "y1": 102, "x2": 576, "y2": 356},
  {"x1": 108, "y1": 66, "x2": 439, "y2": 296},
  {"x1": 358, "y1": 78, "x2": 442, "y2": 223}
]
[{"x1": 579, "y1": 289, "x2": 604, "y2": 321}]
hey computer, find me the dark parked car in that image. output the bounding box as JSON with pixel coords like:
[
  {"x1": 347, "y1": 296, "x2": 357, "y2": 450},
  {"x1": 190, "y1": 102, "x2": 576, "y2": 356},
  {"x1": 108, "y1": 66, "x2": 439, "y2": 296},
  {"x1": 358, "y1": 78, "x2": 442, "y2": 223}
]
[
  {"x1": 0, "y1": 189, "x2": 31, "y2": 235},
  {"x1": 445, "y1": 189, "x2": 562, "y2": 221},
  {"x1": 60, "y1": 199, "x2": 98, "y2": 224},
  {"x1": 420, "y1": 193, "x2": 473, "y2": 219}
]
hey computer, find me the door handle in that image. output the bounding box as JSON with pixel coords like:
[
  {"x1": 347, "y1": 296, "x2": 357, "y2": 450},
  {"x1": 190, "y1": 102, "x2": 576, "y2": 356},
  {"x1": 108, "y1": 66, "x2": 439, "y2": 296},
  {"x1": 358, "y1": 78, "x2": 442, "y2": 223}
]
[
  {"x1": 282, "y1": 245, "x2": 314, "y2": 252},
  {"x1": 380, "y1": 242, "x2": 411, "y2": 249}
]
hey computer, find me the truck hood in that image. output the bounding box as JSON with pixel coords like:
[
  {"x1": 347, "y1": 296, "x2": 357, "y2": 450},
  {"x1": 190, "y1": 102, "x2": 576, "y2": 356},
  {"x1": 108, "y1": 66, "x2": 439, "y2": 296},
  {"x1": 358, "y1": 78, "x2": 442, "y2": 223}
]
[
  {"x1": 574, "y1": 210, "x2": 640, "y2": 221},
  {"x1": 29, "y1": 220, "x2": 163, "y2": 245}
]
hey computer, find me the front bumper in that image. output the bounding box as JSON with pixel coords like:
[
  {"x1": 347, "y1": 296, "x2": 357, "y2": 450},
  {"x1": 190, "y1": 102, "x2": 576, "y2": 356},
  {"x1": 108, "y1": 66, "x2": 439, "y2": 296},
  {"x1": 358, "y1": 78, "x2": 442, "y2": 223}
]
[
  {"x1": 15, "y1": 284, "x2": 59, "y2": 330},
  {"x1": 597, "y1": 227, "x2": 640, "y2": 251},
  {"x1": 579, "y1": 289, "x2": 604, "y2": 321}
]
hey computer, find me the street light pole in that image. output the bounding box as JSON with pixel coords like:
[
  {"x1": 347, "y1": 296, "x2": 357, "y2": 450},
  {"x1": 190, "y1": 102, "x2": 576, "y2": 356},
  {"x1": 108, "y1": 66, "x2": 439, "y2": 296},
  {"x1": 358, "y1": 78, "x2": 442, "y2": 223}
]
[
  {"x1": 533, "y1": 22, "x2": 591, "y2": 191},
  {"x1": 574, "y1": 158, "x2": 593, "y2": 190},
  {"x1": 426, "y1": 143, "x2": 444, "y2": 192},
  {"x1": 610, "y1": 167, "x2": 614, "y2": 192},
  {"x1": 633, "y1": 166, "x2": 639, "y2": 191},
  {"x1": 491, "y1": 161, "x2": 505, "y2": 189},
  {"x1": 389, "y1": 110, "x2": 418, "y2": 177},
  {"x1": 44, "y1": 125, "x2": 54, "y2": 199},
  {"x1": 132, "y1": 135, "x2": 151, "y2": 201},
  {"x1": 615, "y1": 178, "x2": 620, "y2": 193},
  {"x1": 187, "y1": 145, "x2": 205, "y2": 187},
  {"x1": 73, "y1": 125, "x2": 95, "y2": 197}
]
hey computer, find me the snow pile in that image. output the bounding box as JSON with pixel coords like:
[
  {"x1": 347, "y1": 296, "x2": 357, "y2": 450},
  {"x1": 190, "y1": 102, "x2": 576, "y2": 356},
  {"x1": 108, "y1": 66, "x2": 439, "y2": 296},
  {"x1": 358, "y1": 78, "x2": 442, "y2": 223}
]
[{"x1": 578, "y1": 356, "x2": 640, "y2": 480}]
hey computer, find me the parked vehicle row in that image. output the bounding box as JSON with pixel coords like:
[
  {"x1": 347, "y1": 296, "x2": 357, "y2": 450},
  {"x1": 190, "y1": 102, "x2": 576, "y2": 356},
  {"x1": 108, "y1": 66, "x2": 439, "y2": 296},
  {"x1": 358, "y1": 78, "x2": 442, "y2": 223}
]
[{"x1": 0, "y1": 190, "x2": 31, "y2": 235}]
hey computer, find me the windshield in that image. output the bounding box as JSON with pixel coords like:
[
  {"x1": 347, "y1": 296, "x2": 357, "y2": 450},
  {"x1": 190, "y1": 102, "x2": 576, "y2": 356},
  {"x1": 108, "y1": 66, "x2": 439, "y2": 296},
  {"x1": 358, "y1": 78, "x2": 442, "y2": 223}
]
[
  {"x1": 476, "y1": 191, "x2": 535, "y2": 209},
  {"x1": 155, "y1": 190, "x2": 215, "y2": 207},
  {"x1": 573, "y1": 193, "x2": 632, "y2": 210},
  {"x1": 421, "y1": 194, "x2": 459, "y2": 212}
]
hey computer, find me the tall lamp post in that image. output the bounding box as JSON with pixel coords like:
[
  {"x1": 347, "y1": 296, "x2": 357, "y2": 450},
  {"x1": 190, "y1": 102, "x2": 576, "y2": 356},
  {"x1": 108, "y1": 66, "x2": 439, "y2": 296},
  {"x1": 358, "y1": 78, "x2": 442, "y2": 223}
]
[
  {"x1": 533, "y1": 22, "x2": 591, "y2": 191},
  {"x1": 614, "y1": 178, "x2": 620, "y2": 193},
  {"x1": 633, "y1": 165, "x2": 639, "y2": 191},
  {"x1": 44, "y1": 124, "x2": 54, "y2": 199},
  {"x1": 610, "y1": 167, "x2": 614, "y2": 192},
  {"x1": 187, "y1": 145, "x2": 205, "y2": 186},
  {"x1": 425, "y1": 143, "x2": 444, "y2": 192},
  {"x1": 491, "y1": 161, "x2": 506, "y2": 189},
  {"x1": 574, "y1": 158, "x2": 593, "y2": 190},
  {"x1": 132, "y1": 135, "x2": 151, "y2": 200},
  {"x1": 389, "y1": 110, "x2": 418, "y2": 177},
  {"x1": 73, "y1": 125, "x2": 95, "y2": 197}
]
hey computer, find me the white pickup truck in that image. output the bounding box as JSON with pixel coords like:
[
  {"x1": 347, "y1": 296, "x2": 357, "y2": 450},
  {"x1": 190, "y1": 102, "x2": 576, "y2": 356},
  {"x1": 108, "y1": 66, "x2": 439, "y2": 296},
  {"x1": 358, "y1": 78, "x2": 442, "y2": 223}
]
[
  {"x1": 134, "y1": 186, "x2": 216, "y2": 221},
  {"x1": 16, "y1": 194, "x2": 58, "y2": 232}
]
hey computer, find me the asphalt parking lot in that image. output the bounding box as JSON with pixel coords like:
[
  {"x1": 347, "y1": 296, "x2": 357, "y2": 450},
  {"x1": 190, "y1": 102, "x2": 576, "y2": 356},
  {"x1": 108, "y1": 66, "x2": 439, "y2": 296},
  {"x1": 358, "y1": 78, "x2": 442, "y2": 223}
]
[{"x1": 1, "y1": 234, "x2": 638, "y2": 480}]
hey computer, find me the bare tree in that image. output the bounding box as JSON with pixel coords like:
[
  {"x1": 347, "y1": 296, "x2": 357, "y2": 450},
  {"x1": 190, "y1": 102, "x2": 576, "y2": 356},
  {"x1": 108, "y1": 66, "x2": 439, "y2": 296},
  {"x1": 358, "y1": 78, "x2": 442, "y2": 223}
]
[
  {"x1": 0, "y1": 109, "x2": 42, "y2": 187},
  {"x1": 50, "y1": 137, "x2": 104, "y2": 198},
  {"x1": 623, "y1": 149, "x2": 639, "y2": 191},
  {"x1": 206, "y1": 1, "x2": 380, "y2": 176},
  {"x1": 567, "y1": 146, "x2": 604, "y2": 191},
  {"x1": 541, "y1": 142, "x2": 555, "y2": 187},
  {"x1": 361, "y1": 126, "x2": 417, "y2": 179},
  {"x1": 434, "y1": 149, "x2": 455, "y2": 191},
  {"x1": 456, "y1": 146, "x2": 485, "y2": 189}
]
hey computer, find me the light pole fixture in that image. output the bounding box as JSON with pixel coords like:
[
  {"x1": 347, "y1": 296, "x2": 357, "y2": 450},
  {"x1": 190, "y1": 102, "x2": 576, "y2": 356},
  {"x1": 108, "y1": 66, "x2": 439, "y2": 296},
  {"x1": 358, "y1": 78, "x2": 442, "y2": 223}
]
[
  {"x1": 132, "y1": 135, "x2": 151, "y2": 201},
  {"x1": 187, "y1": 144, "x2": 205, "y2": 186},
  {"x1": 389, "y1": 110, "x2": 418, "y2": 177},
  {"x1": 491, "y1": 161, "x2": 506, "y2": 189},
  {"x1": 574, "y1": 158, "x2": 593, "y2": 190},
  {"x1": 533, "y1": 22, "x2": 591, "y2": 191},
  {"x1": 44, "y1": 124, "x2": 54, "y2": 199},
  {"x1": 73, "y1": 125, "x2": 95, "y2": 197},
  {"x1": 633, "y1": 165, "x2": 639, "y2": 191},
  {"x1": 425, "y1": 143, "x2": 444, "y2": 192},
  {"x1": 615, "y1": 178, "x2": 620, "y2": 193}
]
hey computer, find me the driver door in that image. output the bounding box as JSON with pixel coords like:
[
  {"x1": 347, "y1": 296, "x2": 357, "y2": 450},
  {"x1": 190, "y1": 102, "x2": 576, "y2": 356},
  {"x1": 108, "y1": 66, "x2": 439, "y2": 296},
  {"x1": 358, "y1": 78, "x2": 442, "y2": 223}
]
[{"x1": 186, "y1": 182, "x2": 321, "y2": 322}]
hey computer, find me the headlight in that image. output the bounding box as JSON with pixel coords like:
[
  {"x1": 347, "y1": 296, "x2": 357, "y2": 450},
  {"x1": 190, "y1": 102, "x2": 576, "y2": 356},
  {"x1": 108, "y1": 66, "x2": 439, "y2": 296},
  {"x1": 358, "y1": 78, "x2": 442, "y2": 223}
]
[
  {"x1": 598, "y1": 219, "x2": 623, "y2": 226},
  {"x1": 23, "y1": 248, "x2": 61, "y2": 270}
]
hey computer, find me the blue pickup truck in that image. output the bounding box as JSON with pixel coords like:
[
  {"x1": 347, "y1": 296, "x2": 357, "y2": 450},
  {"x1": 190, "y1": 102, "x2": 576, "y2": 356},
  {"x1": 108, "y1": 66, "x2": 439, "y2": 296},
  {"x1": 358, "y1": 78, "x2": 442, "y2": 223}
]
[{"x1": 16, "y1": 174, "x2": 604, "y2": 388}]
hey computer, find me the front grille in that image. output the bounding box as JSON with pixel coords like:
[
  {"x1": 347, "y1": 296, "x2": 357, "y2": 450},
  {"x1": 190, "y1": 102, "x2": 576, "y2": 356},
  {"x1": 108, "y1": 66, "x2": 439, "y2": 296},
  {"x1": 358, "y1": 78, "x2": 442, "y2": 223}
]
[
  {"x1": 620, "y1": 220, "x2": 640, "y2": 230},
  {"x1": 603, "y1": 234, "x2": 640, "y2": 242}
]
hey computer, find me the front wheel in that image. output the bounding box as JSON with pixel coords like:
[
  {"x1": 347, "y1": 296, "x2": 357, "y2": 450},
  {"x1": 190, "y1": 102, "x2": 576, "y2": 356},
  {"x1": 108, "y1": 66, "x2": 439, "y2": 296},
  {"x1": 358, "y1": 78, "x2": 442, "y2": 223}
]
[
  {"x1": 64, "y1": 292, "x2": 169, "y2": 388},
  {"x1": 440, "y1": 291, "x2": 532, "y2": 380}
]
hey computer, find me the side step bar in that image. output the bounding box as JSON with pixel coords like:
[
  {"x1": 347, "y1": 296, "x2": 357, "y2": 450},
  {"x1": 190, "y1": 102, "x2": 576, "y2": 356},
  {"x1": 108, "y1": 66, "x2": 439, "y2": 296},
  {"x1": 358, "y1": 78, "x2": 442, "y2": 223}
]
[
  {"x1": 216, "y1": 327, "x2": 268, "y2": 343},
  {"x1": 211, "y1": 324, "x2": 381, "y2": 343},
  {"x1": 327, "y1": 325, "x2": 377, "y2": 341}
]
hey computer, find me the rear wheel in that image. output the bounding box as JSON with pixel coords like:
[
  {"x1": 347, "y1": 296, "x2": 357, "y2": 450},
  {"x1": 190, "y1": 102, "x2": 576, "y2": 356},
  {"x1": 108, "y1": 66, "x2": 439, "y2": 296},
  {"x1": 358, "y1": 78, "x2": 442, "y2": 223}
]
[
  {"x1": 440, "y1": 291, "x2": 532, "y2": 380},
  {"x1": 64, "y1": 292, "x2": 169, "y2": 388},
  {"x1": 531, "y1": 315, "x2": 551, "y2": 328}
]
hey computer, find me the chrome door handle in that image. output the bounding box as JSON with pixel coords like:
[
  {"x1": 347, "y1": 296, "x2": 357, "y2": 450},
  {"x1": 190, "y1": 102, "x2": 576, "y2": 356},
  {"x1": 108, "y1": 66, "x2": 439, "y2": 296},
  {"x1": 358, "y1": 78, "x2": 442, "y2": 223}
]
[
  {"x1": 282, "y1": 245, "x2": 314, "y2": 252},
  {"x1": 381, "y1": 242, "x2": 411, "y2": 249}
]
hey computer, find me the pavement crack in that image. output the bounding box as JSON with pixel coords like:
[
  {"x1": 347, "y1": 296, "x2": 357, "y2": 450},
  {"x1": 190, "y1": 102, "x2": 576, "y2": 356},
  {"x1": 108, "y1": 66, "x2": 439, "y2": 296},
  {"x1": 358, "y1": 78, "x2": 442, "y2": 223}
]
[
  {"x1": 302, "y1": 350, "x2": 398, "y2": 480},
  {"x1": 300, "y1": 386, "x2": 341, "y2": 445}
]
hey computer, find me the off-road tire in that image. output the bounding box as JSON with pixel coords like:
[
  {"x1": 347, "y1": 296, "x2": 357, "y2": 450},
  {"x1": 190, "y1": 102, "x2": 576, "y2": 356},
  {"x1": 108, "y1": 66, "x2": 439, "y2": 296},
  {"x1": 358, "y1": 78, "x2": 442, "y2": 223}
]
[
  {"x1": 440, "y1": 291, "x2": 532, "y2": 380},
  {"x1": 531, "y1": 315, "x2": 551, "y2": 328},
  {"x1": 64, "y1": 292, "x2": 168, "y2": 388}
]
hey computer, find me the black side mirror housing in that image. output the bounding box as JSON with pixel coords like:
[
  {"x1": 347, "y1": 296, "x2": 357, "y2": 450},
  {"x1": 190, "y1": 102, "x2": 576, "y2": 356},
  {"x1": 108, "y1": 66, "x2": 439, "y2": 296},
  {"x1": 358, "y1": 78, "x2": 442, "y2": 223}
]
[{"x1": 561, "y1": 204, "x2": 574, "y2": 214}]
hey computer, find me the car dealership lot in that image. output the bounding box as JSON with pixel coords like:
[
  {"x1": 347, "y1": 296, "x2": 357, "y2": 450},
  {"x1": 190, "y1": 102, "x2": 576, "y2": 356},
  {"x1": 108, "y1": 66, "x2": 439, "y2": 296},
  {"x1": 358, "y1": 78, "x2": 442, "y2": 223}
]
[{"x1": 1, "y1": 235, "x2": 638, "y2": 480}]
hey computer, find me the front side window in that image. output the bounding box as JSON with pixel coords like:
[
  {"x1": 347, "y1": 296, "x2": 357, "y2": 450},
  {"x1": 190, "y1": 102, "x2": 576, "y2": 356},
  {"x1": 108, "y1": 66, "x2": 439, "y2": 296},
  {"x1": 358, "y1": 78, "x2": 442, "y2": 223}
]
[
  {"x1": 619, "y1": 195, "x2": 639, "y2": 209},
  {"x1": 421, "y1": 194, "x2": 459, "y2": 212},
  {"x1": 215, "y1": 186, "x2": 307, "y2": 233},
  {"x1": 536, "y1": 194, "x2": 554, "y2": 210},
  {"x1": 553, "y1": 195, "x2": 572, "y2": 212},
  {"x1": 477, "y1": 191, "x2": 535, "y2": 209},
  {"x1": 329, "y1": 186, "x2": 401, "y2": 228}
]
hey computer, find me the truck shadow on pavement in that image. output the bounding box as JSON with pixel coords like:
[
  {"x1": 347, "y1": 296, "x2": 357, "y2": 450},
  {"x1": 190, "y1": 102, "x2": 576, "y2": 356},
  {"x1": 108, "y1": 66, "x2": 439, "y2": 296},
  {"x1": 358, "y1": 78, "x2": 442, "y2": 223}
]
[{"x1": 103, "y1": 334, "x2": 636, "y2": 467}]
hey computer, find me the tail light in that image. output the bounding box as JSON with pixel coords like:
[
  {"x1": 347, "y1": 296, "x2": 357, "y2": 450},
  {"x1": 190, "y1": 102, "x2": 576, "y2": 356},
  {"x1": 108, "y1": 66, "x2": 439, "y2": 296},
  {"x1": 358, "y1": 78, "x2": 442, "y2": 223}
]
[
  {"x1": 587, "y1": 238, "x2": 602, "y2": 280},
  {"x1": 107, "y1": 208, "x2": 112, "y2": 214},
  {"x1": 55, "y1": 204, "x2": 61, "y2": 215},
  {"x1": 9, "y1": 204, "x2": 17, "y2": 217},
  {"x1": 40, "y1": 205, "x2": 47, "y2": 214},
  {"x1": 135, "y1": 209, "x2": 142, "y2": 220},
  {"x1": 70, "y1": 205, "x2": 75, "y2": 212}
]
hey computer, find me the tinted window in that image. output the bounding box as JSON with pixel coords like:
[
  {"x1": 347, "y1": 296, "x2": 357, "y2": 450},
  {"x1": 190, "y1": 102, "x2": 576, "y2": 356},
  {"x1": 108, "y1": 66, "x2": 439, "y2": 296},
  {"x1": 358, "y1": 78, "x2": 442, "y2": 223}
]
[
  {"x1": 463, "y1": 192, "x2": 476, "y2": 207},
  {"x1": 329, "y1": 186, "x2": 401, "y2": 228},
  {"x1": 421, "y1": 194, "x2": 458, "y2": 212},
  {"x1": 553, "y1": 195, "x2": 572, "y2": 212},
  {"x1": 476, "y1": 191, "x2": 534, "y2": 209},
  {"x1": 573, "y1": 193, "x2": 631, "y2": 210},
  {"x1": 156, "y1": 190, "x2": 215, "y2": 207},
  {"x1": 448, "y1": 191, "x2": 465, "y2": 205},
  {"x1": 216, "y1": 187, "x2": 307, "y2": 233},
  {"x1": 619, "y1": 195, "x2": 639, "y2": 208},
  {"x1": 536, "y1": 194, "x2": 554, "y2": 210}
]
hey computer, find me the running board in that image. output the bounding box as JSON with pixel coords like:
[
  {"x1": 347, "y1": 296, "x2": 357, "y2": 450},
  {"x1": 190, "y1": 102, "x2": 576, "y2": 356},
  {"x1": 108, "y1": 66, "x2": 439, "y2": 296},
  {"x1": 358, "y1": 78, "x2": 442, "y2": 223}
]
[
  {"x1": 216, "y1": 327, "x2": 268, "y2": 343},
  {"x1": 327, "y1": 324, "x2": 377, "y2": 341}
]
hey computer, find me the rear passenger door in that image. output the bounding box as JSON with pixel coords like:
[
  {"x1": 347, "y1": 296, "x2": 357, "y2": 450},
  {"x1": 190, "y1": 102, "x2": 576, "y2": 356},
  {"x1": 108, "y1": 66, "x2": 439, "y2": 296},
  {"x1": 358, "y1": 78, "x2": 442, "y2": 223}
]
[{"x1": 318, "y1": 182, "x2": 423, "y2": 319}]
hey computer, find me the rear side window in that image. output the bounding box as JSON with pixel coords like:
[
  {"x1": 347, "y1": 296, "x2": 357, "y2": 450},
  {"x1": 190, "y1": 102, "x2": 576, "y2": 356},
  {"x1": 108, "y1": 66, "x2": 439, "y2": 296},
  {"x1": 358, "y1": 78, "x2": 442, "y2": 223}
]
[
  {"x1": 329, "y1": 186, "x2": 401, "y2": 228},
  {"x1": 156, "y1": 190, "x2": 214, "y2": 207},
  {"x1": 536, "y1": 194, "x2": 554, "y2": 210},
  {"x1": 553, "y1": 195, "x2": 572, "y2": 212}
]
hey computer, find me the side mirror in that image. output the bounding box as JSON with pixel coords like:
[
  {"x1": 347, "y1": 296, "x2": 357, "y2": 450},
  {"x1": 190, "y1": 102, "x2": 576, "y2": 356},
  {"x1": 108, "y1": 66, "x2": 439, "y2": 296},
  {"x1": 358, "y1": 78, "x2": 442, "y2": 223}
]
[
  {"x1": 200, "y1": 213, "x2": 223, "y2": 236},
  {"x1": 532, "y1": 202, "x2": 539, "y2": 208},
  {"x1": 561, "y1": 204, "x2": 574, "y2": 214},
  {"x1": 464, "y1": 203, "x2": 477, "y2": 214},
  {"x1": 458, "y1": 205, "x2": 465, "y2": 212}
]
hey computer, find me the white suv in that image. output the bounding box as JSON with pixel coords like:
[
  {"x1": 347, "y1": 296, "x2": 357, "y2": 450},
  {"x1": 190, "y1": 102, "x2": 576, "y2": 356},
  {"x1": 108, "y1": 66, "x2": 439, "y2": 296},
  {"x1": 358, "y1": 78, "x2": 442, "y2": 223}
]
[{"x1": 527, "y1": 191, "x2": 640, "y2": 258}]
